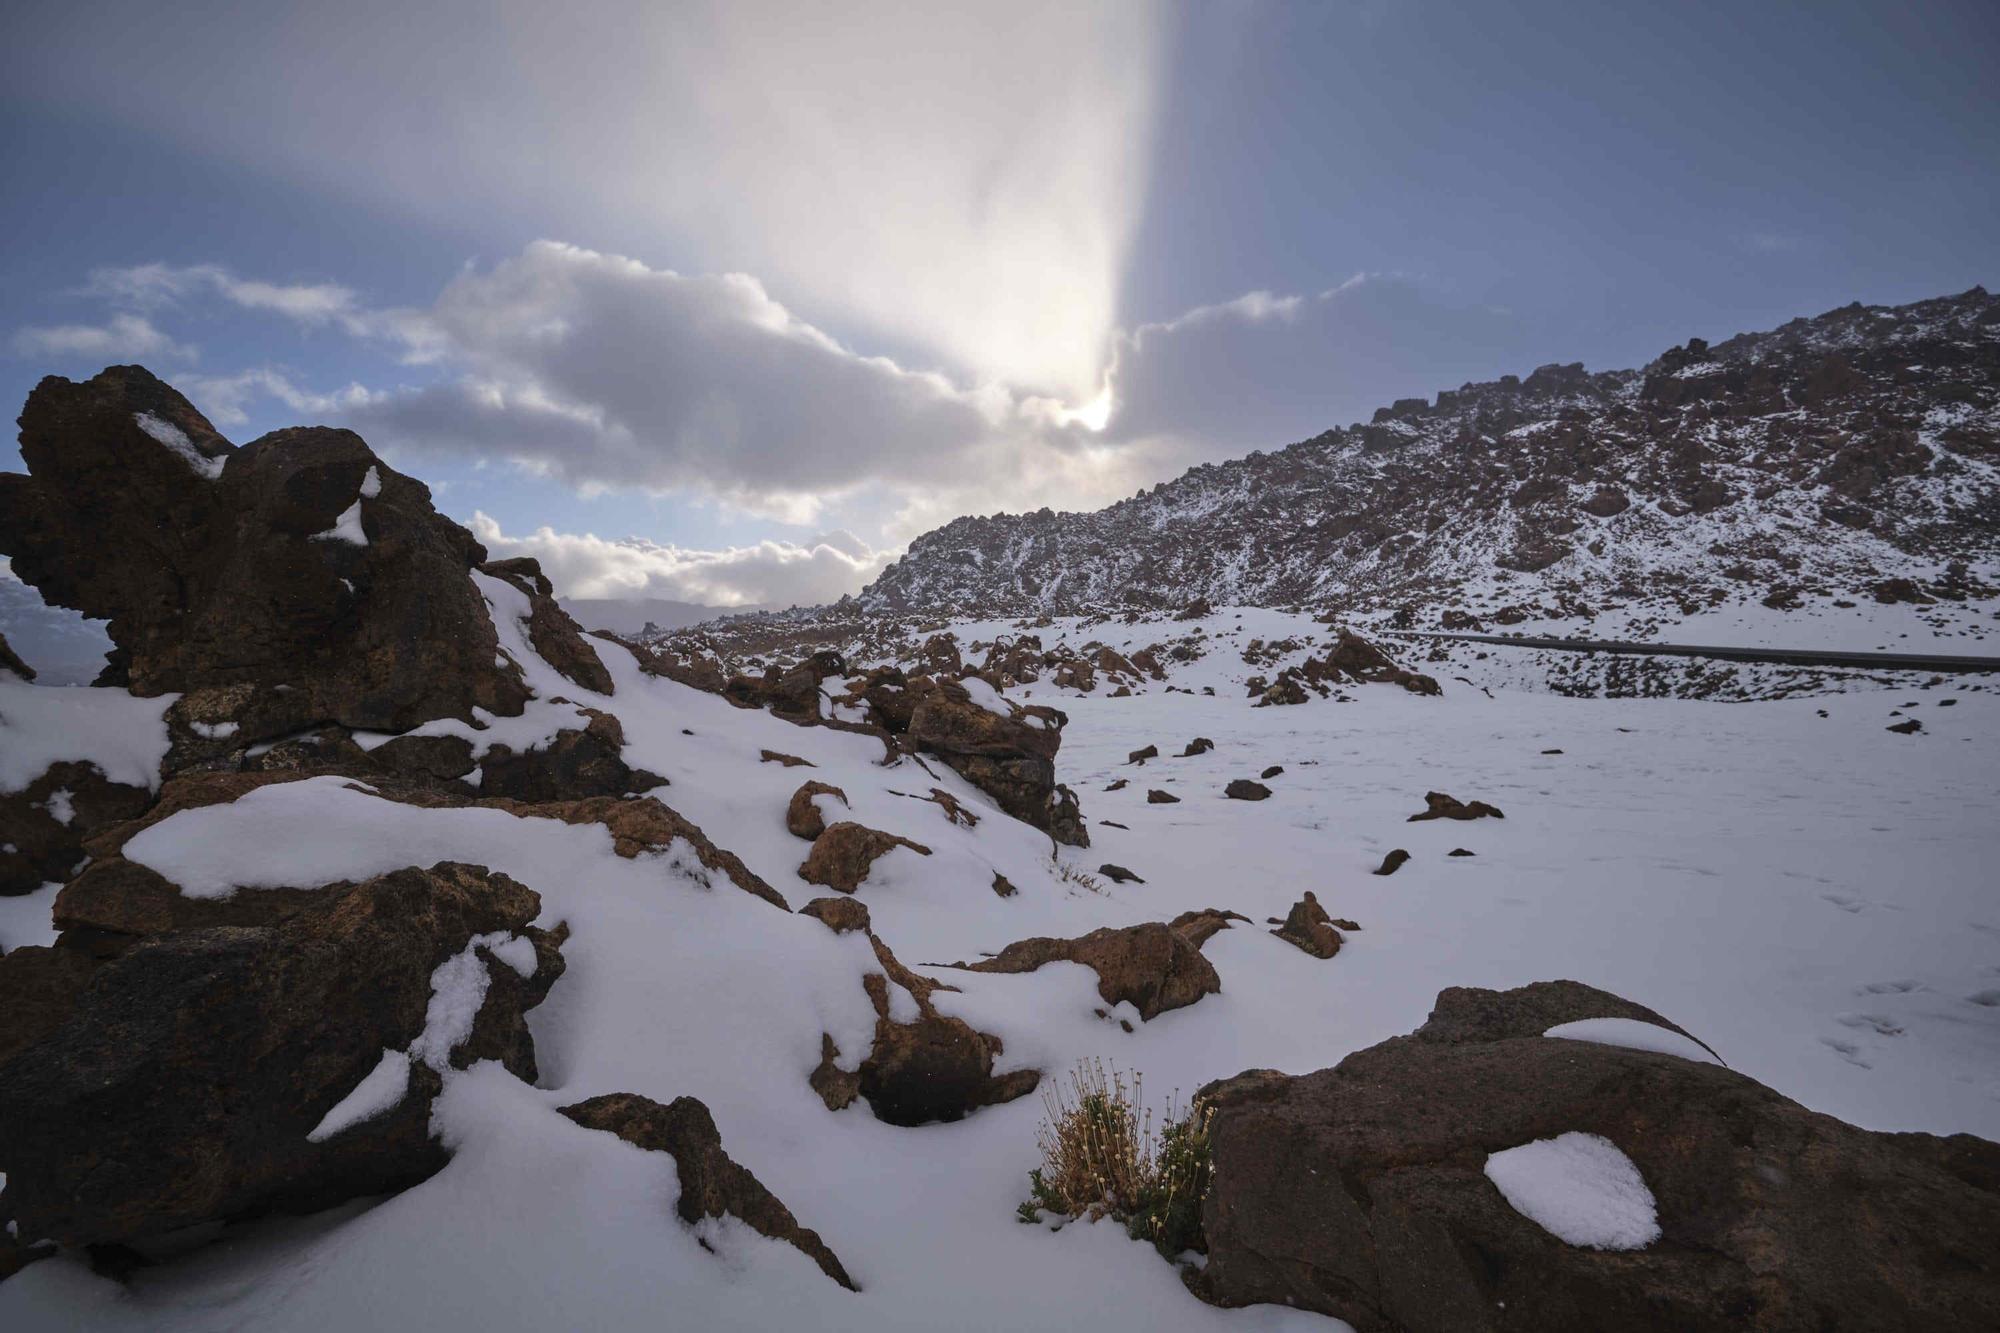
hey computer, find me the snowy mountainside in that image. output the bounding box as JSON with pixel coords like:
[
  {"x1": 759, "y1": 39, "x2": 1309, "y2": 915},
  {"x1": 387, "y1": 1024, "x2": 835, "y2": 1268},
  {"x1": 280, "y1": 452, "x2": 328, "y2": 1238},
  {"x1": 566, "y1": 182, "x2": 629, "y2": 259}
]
[{"x1": 859, "y1": 287, "x2": 2000, "y2": 625}]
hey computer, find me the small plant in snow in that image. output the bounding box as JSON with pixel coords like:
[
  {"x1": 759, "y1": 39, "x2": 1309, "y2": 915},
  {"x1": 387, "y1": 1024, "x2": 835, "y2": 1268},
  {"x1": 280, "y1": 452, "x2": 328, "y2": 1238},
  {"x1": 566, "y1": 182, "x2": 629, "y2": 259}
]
[
  {"x1": 1051, "y1": 856, "x2": 1105, "y2": 895},
  {"x1": 1019, "y1": 1059, "x2": 1215, "y2": 1261}
]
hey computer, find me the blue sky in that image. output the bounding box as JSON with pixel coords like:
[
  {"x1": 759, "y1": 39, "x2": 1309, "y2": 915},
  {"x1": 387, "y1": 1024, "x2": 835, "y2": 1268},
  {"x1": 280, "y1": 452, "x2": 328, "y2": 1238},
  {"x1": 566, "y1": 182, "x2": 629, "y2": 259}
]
[{"x1": 2, "y1": 0, "x2": 1994, "y2": 605}]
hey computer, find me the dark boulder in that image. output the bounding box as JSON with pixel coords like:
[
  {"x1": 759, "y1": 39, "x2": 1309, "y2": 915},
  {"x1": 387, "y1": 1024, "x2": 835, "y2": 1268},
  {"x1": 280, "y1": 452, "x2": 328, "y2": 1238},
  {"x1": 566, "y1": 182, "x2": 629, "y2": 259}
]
[
  {"x1": 1193, "y1": 981, "x2": 2000, "y2": 1332},
  {"x1": 1225, "y1": 779, "x2": 1272, "y2": 801},
  {"x1": 1270, "y1": 890, "x2": 1345, "y2": 958},
  {"x1": 905, "y1": 679, "x2": 1087, "y2": 846},
  {"x1": 0, "y1": 367, "x2": 530, "y2": 744},
  {"x1": 0, "y1": 861, "x2": 564, "y2": 1248}
]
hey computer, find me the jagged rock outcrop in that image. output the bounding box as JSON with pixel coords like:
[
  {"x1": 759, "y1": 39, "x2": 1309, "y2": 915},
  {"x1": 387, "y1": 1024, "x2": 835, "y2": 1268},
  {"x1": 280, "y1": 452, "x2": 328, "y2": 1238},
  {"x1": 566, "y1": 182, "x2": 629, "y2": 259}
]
[
  {"x1": 0, "y1": 861, "x2": 564, "y2": 1249},
  {"x1": 1410, "y1": 790, "x2": 1506, "y2": 821},
  {"x1": 1269, "y1": 890, "x2": 1347, "y2": 958},
  {"x1": 1191, "y1": 981, "x2": 2000, "y2": 1332},
  {"x1": 559, "y1": 1093, "x2": 856, "y2": 1290},
  {"x1": 0, "y1": 367, "x2": 534, "y2": 745}
]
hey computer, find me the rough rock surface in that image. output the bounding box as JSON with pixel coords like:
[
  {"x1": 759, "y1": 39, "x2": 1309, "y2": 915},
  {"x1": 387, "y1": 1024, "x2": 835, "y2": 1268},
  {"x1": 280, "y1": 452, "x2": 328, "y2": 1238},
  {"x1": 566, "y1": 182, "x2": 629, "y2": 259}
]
[
  {"x1": 0, "y1": 628, "x2": 33, "y2": 681},
  {"x1": 559, "y1": 1093, "x2": 856, "y2": 1290},
  {"x1": 1192, "y1": 981, "x2": 2000, "y2": 1332},
  {"x1": 0, "y1": 761, "x2": 153, "y2": 896},
  {"x1": 1270, "y1": 891, "x2": 1345, "y2": 958},
  {"x1": 904, "y1": 679, "x2": 1088, "y2": 846},
  {"x1": 1225, "y1": 779, "x2": 1272, "y2": 801},
  {"x1": 797, "y1": 822, "x2": 932, "y2": 894},
  {"x1": 0, "y1": 861, "x2": 564, "y2": 1248},
  {"x1": 952, "y1": 917, "x2": 1231, "y2": 1021},
  {"x1": 0, "y1": 367, "x2": 532, "y2": 743},
  {"x1": 785, "y1": 781, "x2": 850, "y2": 840},
  {"x1": 813, "y1": 932, "x2": 1038, "y2": 1126}
]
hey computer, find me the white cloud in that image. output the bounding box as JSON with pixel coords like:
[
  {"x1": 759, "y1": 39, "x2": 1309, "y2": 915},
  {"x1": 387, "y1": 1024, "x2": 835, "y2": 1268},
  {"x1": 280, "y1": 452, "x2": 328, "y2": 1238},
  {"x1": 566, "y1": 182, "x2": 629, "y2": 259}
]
[
  {"x1": 85, "y1": 263, "x2": 363, "y2": 327},
  {"x1": 16, "y1": 0, "x2": 1167, "y2": 400},
  {"x1": 174, "y1": 369, "x2": 382, "y2": 428},
  {"x1": 11, "y1": 312, "x2": 194, "y2": 361},
  {"x1": 468, "y1": 511, "x2": 890, "y2": 608}
]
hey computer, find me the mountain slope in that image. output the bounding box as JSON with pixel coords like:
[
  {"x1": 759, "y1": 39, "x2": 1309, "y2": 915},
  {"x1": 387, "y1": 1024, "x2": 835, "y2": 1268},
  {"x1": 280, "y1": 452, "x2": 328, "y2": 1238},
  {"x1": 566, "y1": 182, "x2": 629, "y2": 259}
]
[{"x1": 861, "y1": 288, "x2": 1999, "y2": 620}]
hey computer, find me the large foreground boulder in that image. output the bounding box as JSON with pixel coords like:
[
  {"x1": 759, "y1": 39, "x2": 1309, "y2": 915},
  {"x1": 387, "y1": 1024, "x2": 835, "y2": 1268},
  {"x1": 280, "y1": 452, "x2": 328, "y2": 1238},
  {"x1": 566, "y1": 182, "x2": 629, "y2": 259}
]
[
  {"x1": 0, "y1": 861, "x2": 565, "y2": 1248},
  {"x1": 560, "y1": 1093, "x2": 856, "y2": 1290},
  {"x1": 1192, "y1": 981, "x2": 2000, "y2": 1331},
  {"x1": 0, "y1": 367, "x2": 532, "y2": 742}
]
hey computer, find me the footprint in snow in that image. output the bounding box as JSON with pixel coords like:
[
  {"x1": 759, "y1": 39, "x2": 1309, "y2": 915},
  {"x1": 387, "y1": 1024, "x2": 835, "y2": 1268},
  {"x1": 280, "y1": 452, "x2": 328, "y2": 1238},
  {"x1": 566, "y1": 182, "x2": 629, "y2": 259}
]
[
  {"x1": 1856, "y1": 980, "x2": 1922, "y2": 996},
  {"x1": 1966, "y1": 990, "x2": 2000, "y2": 1008},
  {"x1": 1835, "y1": 1012, "x2": 1905, "y2": 1037},
  {"x1": 1821, "y1": 894, "x2": 1866, "y2": 914},
  {"x1": 1818, "y1": 1037, "x2": 1873, "y2": 1068}
]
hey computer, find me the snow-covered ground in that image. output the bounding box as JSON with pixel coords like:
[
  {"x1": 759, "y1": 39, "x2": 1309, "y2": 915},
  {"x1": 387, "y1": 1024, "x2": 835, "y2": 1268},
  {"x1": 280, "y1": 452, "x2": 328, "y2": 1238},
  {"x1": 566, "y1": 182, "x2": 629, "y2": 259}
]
[{"x1": 4, "y1": 598, "x2": 1997, "y2": 1330}]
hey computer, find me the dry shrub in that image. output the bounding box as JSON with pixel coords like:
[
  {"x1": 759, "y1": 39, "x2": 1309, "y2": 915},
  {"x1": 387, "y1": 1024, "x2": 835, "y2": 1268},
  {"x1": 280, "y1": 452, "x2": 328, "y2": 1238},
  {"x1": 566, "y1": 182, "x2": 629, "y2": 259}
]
[{"x1": 1020, "y1": 1059, "x2": 1215, "y2": 1259}]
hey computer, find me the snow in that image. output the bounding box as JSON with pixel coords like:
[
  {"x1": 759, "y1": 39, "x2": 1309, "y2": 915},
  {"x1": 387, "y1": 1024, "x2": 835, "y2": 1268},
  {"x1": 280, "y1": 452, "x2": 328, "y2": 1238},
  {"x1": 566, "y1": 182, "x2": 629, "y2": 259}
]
[
  {"x1": 6, "y1": 595, "x2": 1999, "y2": 1331},
  {"x1": 190, "y1": 721, "x2": 239, "y2": 740},
  {"x1": 1484, "y1": 1132, "x2": 1660, "y2": 1250},
  {"x1": 134, "y1": 412, "x2": 224, "y2": 481},
  {"x1": 38, "y1": 788, "x2": 74, "y2": 825},
  {"x1": 307, "y1": 1049, "x2": 412, "y2": 1142},
  {"x1": 310, "y1": 500, "x2": 368, "y2": 547},
  {"x1": 359, "y1": 466, "x2": 383, "y2": 498},
  {"x1": 958, "y1": 674, "x2": 1014, "y2": 719},
  {"x1": 1544, "y1": 1017, "x2": 1721, "y2": 1064},
  {"x1": 0, "y1": 881, "x2": 61, "y2": 952},
  {"x1": 0, "y1": 676, "x2": 176, "y2": 793}
]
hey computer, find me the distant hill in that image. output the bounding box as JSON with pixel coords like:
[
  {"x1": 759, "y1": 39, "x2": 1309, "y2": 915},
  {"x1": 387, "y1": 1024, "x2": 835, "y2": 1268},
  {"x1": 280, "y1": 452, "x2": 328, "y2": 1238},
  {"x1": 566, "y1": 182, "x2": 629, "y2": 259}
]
[
  {"x1": 559, "y1": 595, "x2": 776, "y2": 638},
  {"x1": 858, "y1": 288, "x2": 1999, "y2": 622}
]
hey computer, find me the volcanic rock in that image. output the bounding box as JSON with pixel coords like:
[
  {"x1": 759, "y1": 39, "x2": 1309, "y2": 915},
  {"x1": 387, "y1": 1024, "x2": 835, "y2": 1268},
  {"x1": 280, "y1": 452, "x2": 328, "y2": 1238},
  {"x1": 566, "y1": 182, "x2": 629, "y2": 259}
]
[
  {"x1": 797, "y1": 822, "x2": 932, "y2": 894},
  {"x1": 1191, "y1": 980, "x2": 2000, "y2": 1332},
  {"x1": 559, "y1": 1093, "x2": 856, "y2": 1290},
  {"x1": 785, "y1": 780, "x2": 851, "y2": 840}
]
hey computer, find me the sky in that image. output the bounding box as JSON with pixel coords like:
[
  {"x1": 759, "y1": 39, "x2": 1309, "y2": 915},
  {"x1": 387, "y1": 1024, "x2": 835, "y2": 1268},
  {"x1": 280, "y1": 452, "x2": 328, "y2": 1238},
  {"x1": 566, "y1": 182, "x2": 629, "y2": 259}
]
[{"x1": 2, "y1": 0, "x2": 1995, "y2": 607}]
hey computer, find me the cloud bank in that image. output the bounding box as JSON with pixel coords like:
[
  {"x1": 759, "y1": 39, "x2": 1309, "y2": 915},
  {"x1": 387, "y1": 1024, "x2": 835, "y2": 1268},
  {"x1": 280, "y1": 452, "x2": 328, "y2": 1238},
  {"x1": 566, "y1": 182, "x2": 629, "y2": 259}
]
[{"x1": 468, "y1": 512, "x2": 888, "y2": 609}]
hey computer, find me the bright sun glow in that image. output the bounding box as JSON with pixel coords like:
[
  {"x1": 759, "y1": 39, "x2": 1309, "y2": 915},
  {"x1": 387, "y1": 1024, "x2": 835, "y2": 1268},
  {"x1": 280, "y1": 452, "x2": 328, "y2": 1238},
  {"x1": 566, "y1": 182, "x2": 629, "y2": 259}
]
[{"x1": 1056, "y1": 382, "x2": 1115, "y2": 432}]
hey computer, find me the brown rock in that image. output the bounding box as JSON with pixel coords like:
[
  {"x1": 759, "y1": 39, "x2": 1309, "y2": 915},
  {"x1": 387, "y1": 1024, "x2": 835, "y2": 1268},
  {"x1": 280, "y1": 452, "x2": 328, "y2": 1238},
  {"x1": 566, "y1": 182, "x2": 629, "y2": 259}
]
[
  {"x1": 1146, "y1": 789, "x2": 1180, "y2": 804},
  {"x1": 0, "y1": 760, "x2": 153, "y2": 897},
  {"x1": 481, "y1": 558, "x2": 616, "y2": 696},
  {"x1": 1374, "y1": 848, "x2": 1411, "y2": 876},
  {"x1": 800, "y1": 896, "x2": 871, "y2": 934},
  {"x1": 0, "y1": 629, "x2": 34, "y2": 681},
  {"x1": 760, "y1": 750, "x2": 815, "y2": 768},
  {"x1": 953, "y1": 919, "x2": 1223, "y2": 1021},
  {"x1": 1271, "y1": 890, "x2": 1344, "y2": 958},
  {"x1": 798, "y1": 822, "x2": 932, "y2": 894},
  {"x1": 1408, "y1": 791, "x2": 1505, "y2": 821},
  {"x1": 1098, "y1": 863, "x2": 1145, "y2": 884},
  {"x1": 990, "y1": 872, "x2": 1018, "y2": 898},
  {"x1": 1225, "y1": 779, "x2": 1272, "y2": 801},
  {"x1": 560, "y1": 1093, "x2": 855, "y2": 1290},
  {"x1": 785, "y1": 781, "x2": 850, "y2": 840},
  {"x1": 1127, "y1": 745, "x2": 1159, "y2": 765}
]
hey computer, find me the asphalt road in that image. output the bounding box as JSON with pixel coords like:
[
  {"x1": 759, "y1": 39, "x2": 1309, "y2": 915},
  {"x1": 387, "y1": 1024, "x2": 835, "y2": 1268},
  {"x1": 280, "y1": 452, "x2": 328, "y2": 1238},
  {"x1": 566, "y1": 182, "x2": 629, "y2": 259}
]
[{"x1": 1386, "y1": 631, "x2": 2000, "y2": 674}]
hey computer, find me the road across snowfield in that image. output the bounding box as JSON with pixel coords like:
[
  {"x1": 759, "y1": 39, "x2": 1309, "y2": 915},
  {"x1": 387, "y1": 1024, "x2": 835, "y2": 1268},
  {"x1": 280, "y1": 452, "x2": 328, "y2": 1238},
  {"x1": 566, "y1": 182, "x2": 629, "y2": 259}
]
[{"x1": 1388, "y1": 631, "x2": 2000, "y2": 674}]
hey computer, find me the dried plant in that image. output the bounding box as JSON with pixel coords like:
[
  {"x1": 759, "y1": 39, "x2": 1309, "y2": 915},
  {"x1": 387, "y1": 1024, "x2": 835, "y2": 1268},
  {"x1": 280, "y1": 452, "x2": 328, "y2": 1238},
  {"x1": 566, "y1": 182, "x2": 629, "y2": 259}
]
[{"x1": 1019, "y1": 1059, "x2": 1215, "y2": 1259}]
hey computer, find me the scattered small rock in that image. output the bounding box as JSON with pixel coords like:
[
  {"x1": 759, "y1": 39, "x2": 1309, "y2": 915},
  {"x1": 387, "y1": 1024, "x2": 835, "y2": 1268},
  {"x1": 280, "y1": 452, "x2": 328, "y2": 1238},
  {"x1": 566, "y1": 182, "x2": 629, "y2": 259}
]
[
  {"x1": 1540, "y1": 748, "x2": 1564, "y2": 755},
  {"x1": 990, "y1": 872, "x2": 1017, "y2": 899},
  {"x1": 1100, "y1": 820, "x2": 1129, "y2": 830},
  {"x1": 1098, "y1": 864, "x2": 1145, "y2": 884},
  {"x1": 1374, "y1": 849, "x2": 1410, "y2": 876},
  {"x1": 1449, "y1": 848, "x2": 1476, "y2": 857},
  {"x1": 760, "y1": 750, "x2": 815, "y2": 768},
  {"x1": 1104, "y1": 778, "x2": 1129, "y2": 792},
  {"x1": 1886, "y1": 718, "x2": 1923, "y2": 735},
  {"x1": 1260, "y1": 765, "x2": 1284, "y2": 779},
  {"x1": 1181, "y1": 737, "x2": 1215, "y2": 757},
  {"x1": 1146, "y1": 789, "x2": 1180, "y2": 804},
  {"x1": 1408, "y1": 791, "x2": 1504, "y2": 821},
  {"x1": 1127, "y1": 745, "x2": 1159, "y2": 765},
  {"x1": 1225, "y1": 779, "x2": 1272, "y2": 801},
  {"x1": 800, "y1": 896, "x2": 871, "y2": 934}
]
